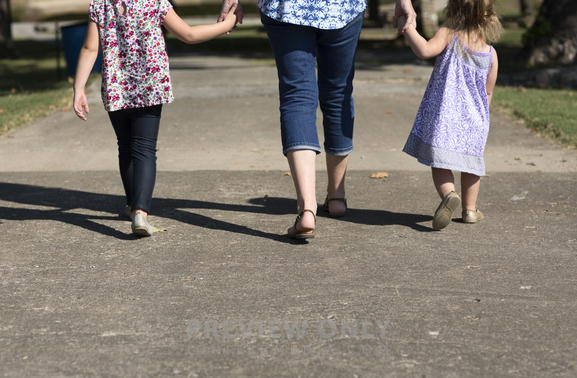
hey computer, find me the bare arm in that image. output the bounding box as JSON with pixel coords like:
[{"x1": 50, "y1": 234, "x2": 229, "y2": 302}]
[
  {"x1": 486, "y1": 48, "x2": 498, "y2": 107},
  {"x1": 73, "y1": 20, "x2": 100, "y2": 121},
  {"x1": 400, "y1": 20, "x2": 450, "y2": 60},
  {"x1": 163, "y1": 5, "x2": 237, "y2": 44}
]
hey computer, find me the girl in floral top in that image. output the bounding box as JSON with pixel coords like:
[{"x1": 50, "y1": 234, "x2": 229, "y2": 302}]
[{"x1": 73, "y1": 0, "x2": 237, "y2": 236}]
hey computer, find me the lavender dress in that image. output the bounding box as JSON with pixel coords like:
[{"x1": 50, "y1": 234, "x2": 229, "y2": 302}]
[{"x1": 403, "y1": 34, "x2": 493, "y2": 176}]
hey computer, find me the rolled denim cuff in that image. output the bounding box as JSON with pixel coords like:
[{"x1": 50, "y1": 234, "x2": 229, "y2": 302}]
[{"x1": 283, "y1": 144, "x2": 322, "y2": 156}]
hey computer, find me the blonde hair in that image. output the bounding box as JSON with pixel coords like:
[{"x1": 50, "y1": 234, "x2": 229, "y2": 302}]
[{"x1": 442, "y1": 0, "x2": 504, "y2": 44}]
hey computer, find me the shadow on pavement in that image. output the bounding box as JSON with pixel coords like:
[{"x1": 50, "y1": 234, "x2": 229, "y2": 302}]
[{"x1": 0, "y1": 182, "x2": 305, "y2": 244}]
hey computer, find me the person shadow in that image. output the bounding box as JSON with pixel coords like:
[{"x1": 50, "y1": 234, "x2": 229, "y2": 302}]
[
  {"x1": 0, "y1": 183, "x2": 434, "y2": 243},
  {"x1": 248, "y1": 197, "x2": 435, "y2": 232},
  {"x1": 0, "y1": 182, "x2": 298, "y2": 243}
]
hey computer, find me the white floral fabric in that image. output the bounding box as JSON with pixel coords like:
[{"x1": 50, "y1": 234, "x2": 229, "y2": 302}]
[
  {"x1": 89, "y1": 0, "x2": 174, "y2": 111},
  {"x1": 258, "y1": 0, "x2": 366, "y2": 30},
  {"x1": 403, "y1": 34, "x2": 494, "y2": 176}
]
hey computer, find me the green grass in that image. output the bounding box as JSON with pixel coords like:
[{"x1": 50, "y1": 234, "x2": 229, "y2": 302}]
[
  {"x1": 0, "y1": 40, "x2": 74, "y2": 136},
  {"x1": 493, "y1": 87, "x2": 577, "y2": 148}
]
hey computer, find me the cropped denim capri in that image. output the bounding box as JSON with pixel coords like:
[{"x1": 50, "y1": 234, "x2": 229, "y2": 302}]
[{"x1": 261, "y1": 11, "x2": 364, "y2": 156}]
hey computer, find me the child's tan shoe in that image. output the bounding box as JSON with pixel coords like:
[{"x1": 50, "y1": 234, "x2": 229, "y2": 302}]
[
  {"x1": 432, "y1": 191, "x2": 461, "y2": 230},
  {"x1": 462, "y1": 209, "x2": 484, "y2": 223}
]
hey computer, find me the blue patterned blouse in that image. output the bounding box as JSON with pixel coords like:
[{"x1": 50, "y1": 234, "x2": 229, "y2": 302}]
[{"x1": 258, "y1": 0, "x2": 367, "y2": 30}]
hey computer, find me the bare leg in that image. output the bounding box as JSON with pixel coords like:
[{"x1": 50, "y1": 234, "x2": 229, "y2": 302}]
[
  {"x1": 431, "y1": 168, "x2": 456, "y2": 199},
  {"x1": 325, "y1": 154, "x2": 349, "y2": 214},
  {"x1": 287, "y1": 150, "x2": 317, "y2": 230},
  {"x1": 461, "y1": 172, "x2": 480, "y2": 211}
]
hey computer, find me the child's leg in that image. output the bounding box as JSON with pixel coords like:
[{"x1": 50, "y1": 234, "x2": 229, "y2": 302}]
[
  {"x1": 431, "y1": 167, "x2": 456, "y2": 199},
  {"x1": 461, "y1": 172, "x2": 480, "y2": 210},
  {"x1": 109, "y1": 109, "x2": 134, "y2": 208},
  {"x1": 129, "y1": 105, "x2": 162, "y2": 218},
  {"x1": 431, "y1": 167, "x2": 460, "y2": 230}
]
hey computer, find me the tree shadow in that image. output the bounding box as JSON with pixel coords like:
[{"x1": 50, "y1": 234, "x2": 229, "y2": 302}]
[
  {"x1": 0, "y1": 182, "x2": 299, "y2": 243},
  {"x1": 248, "y1": 197, "x2": 435, "y2": 232}
]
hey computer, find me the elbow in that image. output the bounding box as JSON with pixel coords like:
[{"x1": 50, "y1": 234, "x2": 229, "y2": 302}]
[
  {"x1": 416, "y1": 50, "x2": 435, "y2": 60},
  {"x1": 182, "y1": 34, "x2": 200, "y2": 45},
  {"x1": 81, "y1": 44, "x2": 100, "y2": 55}
]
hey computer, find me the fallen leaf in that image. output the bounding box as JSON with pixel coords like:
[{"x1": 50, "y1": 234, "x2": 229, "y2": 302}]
[
  {"x1": 404, "y1": 69, "x2": 411, "y2": 73},
  {"x1": 284, "y1": 172, "x2": 291, "y2": 176},
  {"x1": 370, "y1": 172, "x2": 390, "y2": 178},
  {"x1": 152, "y1": 226, "x2": 167, "y2": 232},
  {"x1": 383, "y1": 110, "x2": 392, "y2": 114},
  {"x1": 62, "y1": 106, "x2": 70, "y2": 112}
]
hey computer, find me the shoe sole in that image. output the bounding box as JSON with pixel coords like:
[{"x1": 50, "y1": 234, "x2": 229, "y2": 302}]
[
  {"x1": 432, "y1": 195, "x2": 461, "y2": 230},
  {"x1": 294, "y1": 233, "x2": 315, "y2": 239},
  {"x1": 133, "y1": 226, "x2": 153, "y2": 237}
]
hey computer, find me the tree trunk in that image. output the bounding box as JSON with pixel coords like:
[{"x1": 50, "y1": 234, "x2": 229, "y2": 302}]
[
  {"x1": 0, "y1": 0, "x2": 17, "y2": 59},
  {"x1": 367, "y1": 0, "x2": 380, "y2": 23},
  {"x1": 412, "y1": 0, "x2": 426, "y2": 36},
  {"x1": 523, "y1": 0, "x2": 577, "y2": 66},
  {"x1": 519, "y1": 0, "x2": 532, "y2": 16}
]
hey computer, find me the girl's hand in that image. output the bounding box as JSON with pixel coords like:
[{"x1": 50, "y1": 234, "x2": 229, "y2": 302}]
[
  {"x1": 218, "y1": 0, "x2": 242, "y2": 33},
  {"x1": 73, "y1": 91, "x2": 89, "y2": 121},
  {"x1": 223, "y1": 3, "x2": 238, "y2": 29}
]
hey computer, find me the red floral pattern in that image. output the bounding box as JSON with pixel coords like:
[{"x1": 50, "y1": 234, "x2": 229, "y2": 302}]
[{"x1": 90, "y1": 0, "x2": 174, "y2": 111}]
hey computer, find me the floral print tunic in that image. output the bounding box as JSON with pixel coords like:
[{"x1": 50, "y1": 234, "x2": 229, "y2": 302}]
[
  {"x1": 89, "y1": 0, "x2": 174, "y2": 111},
  {"x1": 258, "y1": 0, "x2": 367, "y2": 30}
]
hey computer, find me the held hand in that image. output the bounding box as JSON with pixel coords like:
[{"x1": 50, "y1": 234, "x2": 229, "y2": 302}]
[
  {"x1": 73, "y1": 91, "x2": 89, "y2": 121},
  {"x1": 223, "y1": 4, "x2": 238, "y2": 29},
  {"x1": 393, "y1": 0, "x2": 417, "y2": 35},
  {"x1": 396, "y1": 15, "x2": 407, "y2": 35},
  {"x1": 218, "y1": 0, "x2": 243, "y2": 33}
]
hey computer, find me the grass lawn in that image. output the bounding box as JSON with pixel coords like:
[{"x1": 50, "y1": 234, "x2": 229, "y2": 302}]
[
  {"x1": 493, "y1": 87, "x2": 577, "y2": 148},
  {"x1": 0, "y1": 40, "x2": 74, "y2": 136}
]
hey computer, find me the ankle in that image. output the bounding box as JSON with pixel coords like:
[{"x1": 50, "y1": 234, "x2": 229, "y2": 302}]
[{"x1": 133, "y1": 209, "x2": 148, "y2": 219}]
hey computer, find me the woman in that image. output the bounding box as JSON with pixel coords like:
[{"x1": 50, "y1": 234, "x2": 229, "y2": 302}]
[{"x1": 218, "y1": 0, "x2": 416, "y2": 239}]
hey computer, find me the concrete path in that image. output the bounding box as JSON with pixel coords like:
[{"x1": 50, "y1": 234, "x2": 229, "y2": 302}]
[{"x1": 1, "y1": 48, "x2": 576, "y2": 377}]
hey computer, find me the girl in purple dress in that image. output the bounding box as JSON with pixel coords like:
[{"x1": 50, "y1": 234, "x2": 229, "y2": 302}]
[
  {"x1": 398, "y1": 0, "x2": 502, "y2": 230},
  {"x1": 73, "y1": 0, "x2": 237, "y2": 236}
]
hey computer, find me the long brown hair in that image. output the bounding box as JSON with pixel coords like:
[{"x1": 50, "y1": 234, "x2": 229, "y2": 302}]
[{"x1": 443, "y1": 0, "x2": 503, "y2": 45}]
